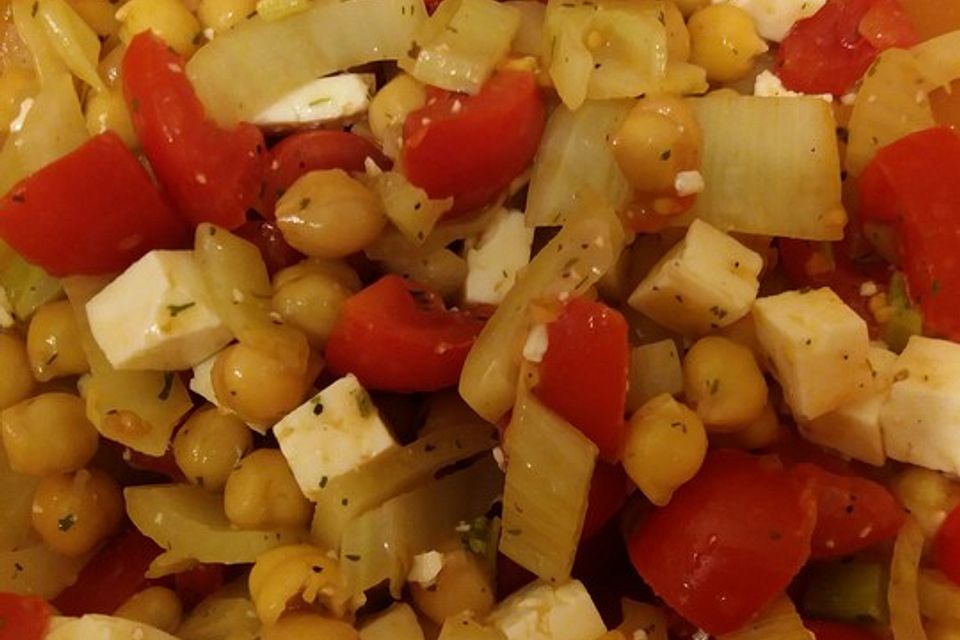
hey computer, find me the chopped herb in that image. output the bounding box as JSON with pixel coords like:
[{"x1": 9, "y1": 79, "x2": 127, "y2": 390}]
[
  {"x1": 10, "y1": 193, "x2": 25, "y2": 204},
  {"x1": 424, "y1": 443, "x2": 437, "y2": 452},
  {"x1": 708, "y1": 378, "x2": 720, "y2": 395},
  {"x1": 312, "y1": 565, "x2": 324, "y2": 573},
  {"x1": 319, "y1": 476, "x2": 328, "y2": 489},
  {"x1": 932, "y1": 279, "x2": 941, "y2": 297},
  {"x1": 341, "y1": 497, "x2": 349, "y2": 506},
  {"x1": 459, "y1": 516, "x2": 491, "y2": 555},
  {"x1": 130, "y1": 98, "x2": 140, "y2": 113},
  {"x1": 58, "y1": 514, "x2": 76, "y2": 532},
  {"x1": 657, "y1": 9, "x2": 665, "y2": 24},
  {"x1": 167, "y1": 301, "x2": 196, "y2": 317},
  {"x1": 345, "y1": 554, "x2": 361, "y2": 561},
  {"x1": 506, "y1": 528, "x2": 522, "y2": 536},
  {"x1": 192, "y1": 31, "x2": 205, "y2": 45},
  {"x1": 158, "y1": 372, "x2": 175, "y2": 401},
  {"x1": 407, "y1": 41, "x2": 422, "y2": 59},
  {"x1": 307, "y1": 97, "x2": 331, "y2": 107},
  {"x1": 31, "y1": 1, "x2": 38, "y2": 16},
  {"x1": 669, "y1": 420, "x2": 687, "y2": 433},
  {"x1": 312, "y1": 402, "x2": 324, "y2": 416},
  {"x1": 299, "y1": 197, "x2": 312, "y2": 210},
  {"x1": 353, "y1": 388, "x2": 373, "y2": 418},
  {"x1": 44, "y1": 352, "x2": 59, "y2": 366},
  {"x1": 660, "y1": 149, "x2": 672, "y2": 161}
]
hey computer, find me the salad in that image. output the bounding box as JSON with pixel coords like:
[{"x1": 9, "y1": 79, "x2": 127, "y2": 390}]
[{"x1": 0, "y1": 0, "x2": 959, "y2": 638}]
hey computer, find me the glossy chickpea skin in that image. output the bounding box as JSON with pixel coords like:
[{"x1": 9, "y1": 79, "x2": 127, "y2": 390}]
[
  {"x1": 272, "y1": 270, "x2": 352, "y2": 349},
  {"x1": 197, "y1": 0, "x2": 257, "y2": 33},
  {"x1": 31, "y1": 468, "x2": 124, "y2": 557},
  {"x1": 683, "y1": 335, "x2": 768, "y2": 432},
  {"x1": 275, "y1": 169, "x2": 387, "y2": 259},
  {"x1": 688, "y1": 3, "x2": 768, "y2": 83},
  {"x1": 0, "y1": 333, "x2": 37, "y2": 411},
  {"x1": 114, "y1": 586, "x2": 183, "y2": 634},
  {"x1": 212, "y1": 342, "x2": 314, "y2": 425},
  {"x1": 410, "y1": 549, "x2": 495, "y2": 626},
  {"x1": 26, "y1": 300, "x2": 89, "y2": 382},
  {"x1": 173, "y1": 407, "x2": 253, "y2": 492},
  {"x1": 224, "y1": 449, "x2": 312, "y2": 529},
  {"x1": 1, "y1": 393, "x2": 99, "y2": 476},
  {"x1": 261, "y1": 612, "x2": 359, "y2": 640}
]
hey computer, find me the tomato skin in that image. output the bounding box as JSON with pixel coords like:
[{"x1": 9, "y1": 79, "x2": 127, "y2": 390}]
[
  {"x1": 857, "y1": 127, "x2": 960, "y2": 341},
  {"x1": 581, "y1": 462, "x2": 631, "y2": 540},
  {"x1": 260, "y1": 131, "x2": 390, "y2": 216},
  {"x1": 174, "y1": 563, "x2": 225, "y2": 610},
  {"x1": 232, "y1": 219, "x2": 303, "y2": 276},
  {"x1": 628, "y1": 449, "x2": 817, "y2": 635},
  {"x1": 0, "y1": 132, "x2": 189, "y2": 276},
  {"x1": 534, "y1": 298, "x2": 629, "y2": 461},
  {"x1": 402, "y1": 70, "x2": 546, "y2": 215},
  {"x1": 804, "y1": 620, "x2": 878, "y2": 640},
  {"x1": 934, "y1": 503, "x2": 960, "y2": 586},
  {"x1": 122, "y1": 32, "x2": 265, "y2": 230},
  {"x1": 857, "y1": 0, "x2": 919, "y2": 48},
  {"x1": 324, "y1": 275, "x2": 485, "y2": 392},
  {"x1": 792, "y1": 463, "x2": 905, "y2": 559},
  {"x1": 0, "y1": 593, "x2": 51, "y2": 640}
]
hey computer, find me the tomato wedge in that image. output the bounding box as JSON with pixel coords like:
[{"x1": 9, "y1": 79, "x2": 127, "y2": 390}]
[
  {"x1": 534, "y1": 297, "x2": 629, "y2": 461},
  {"x1": 628, "y1": 449, "x2": 817, "y2": 635},
  {"x1": 581, "y1": 462, "x2": 630, "y2": 541},
  {"x1": 325, "y1": 275, "x2": 486, "y2": 392},
  {"x1": 0, "y1": 593, "x2": 51, "y2": 640},
  {"x1": 934, "y1": 503, "x2": 960, "y2": 586},
  {"x1": 122, "y1": 32, "x2": 266, "y2": 230},
  {"x1": 402, "y1": 69, "x2": 546, "y2": 215},
  {"x1": 0, "y1": 132, "x2": 188, "y2": 276}
]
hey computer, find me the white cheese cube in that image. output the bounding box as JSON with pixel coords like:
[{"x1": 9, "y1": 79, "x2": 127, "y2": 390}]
[
  {"x1": 359, "y1": 603, "x2": 425, "y2": 640},
  {"x1": 486, "y1": 579, "x2": 606, "y2": 640},
  {"x1": 253, "y1": 73, "x2": 374, "y2": 128},
  {"x1": 716, "y1": 0, "x2": 826, "y2": 41},
  {"x1": 880, "y1": 336, "x2": 960, "y2": 475},
  {"x1": 86, "y1": 251, "x2": 232, "y2": 371},
  {"x1": 628, "y1": 219, "x2": 763, "y2": 336},
  {"x1": 800, "y1": 346, "x2": 898, "y2": 466},
  {"x1": 274, "y1": 374, "x2": 398, "y2": 500},
  {"x1": 465, "y1": 209, "x2": 535, "y2": 306},
  {"x1": 753, "y1": 288, "x2": 873, "y2": 421},
  {"x1": 626, "y1": 339, "x2": 684, "y2": 414},
  {"x1": 47, "y1": 615, "x2": 179, "y2": 640}
]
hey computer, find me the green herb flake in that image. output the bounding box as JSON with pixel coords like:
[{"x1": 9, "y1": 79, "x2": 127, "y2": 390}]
[
  {"x1": 58, "y1": 514, "x2": 76, "y2": 532},
  {"x1": 167, "y1": 301, "x2": 196, "y2": 317},
  {"x1": 353, "y1": 388, "x2": 374, "y2": 418},
  {"x1": 319, "y1": 476, "x2": 328, "y2": 489},
  {"x1": 158, "y1": 372, "x2": 175, "y2": 401},
  {"x1": 345, "y1": 554, "x2": 361, "y2": 561}
]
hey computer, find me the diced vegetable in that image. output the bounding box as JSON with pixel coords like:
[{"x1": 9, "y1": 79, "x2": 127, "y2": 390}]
[
  {"x1": 175, "y1": 581, "x2": 260, "y2": 640},
  {"x1": 918, "y1": 568, "x2": 960, "y2": 624},
  {"x1": 486, "y1": 579, "x2": 607, "y2": 640},
  {"x1": 372, "y1": 170, "x2": 453, "y2": 244},
  {"x1": 935, "y1": 501, "x2": 960, "y2": 586},
  {"x1": 35, "y1": 0, "x2": 103, "y2": 92},
  {"x1": 887, "y1": 517, "x2": 926, "y2": 640},
  {"x1": 801, "y1": 561, "x2": 889, "y2": 623},
  {"x1": 626, "y1": 339, "x2": 684, "y2": 413},
  {"x1": 0, "y1": 593, "x2": 51, "y2": 640},
  {"x1": 0, "y1": 247, "x2": 61, "y2": 324},
  {"x1": 0, "y1": 544, "x2": 87, "y2": 600},
  {"x1": 46, "y1": 614, "x2": 179, "y2": 640},
  {"x1": 717, "y1": 596, "x2": 811, "y2": 640}
]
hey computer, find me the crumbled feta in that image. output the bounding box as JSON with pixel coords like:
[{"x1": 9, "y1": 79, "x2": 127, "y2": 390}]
[
  {"x1": 522, "y1": 324, "x2": 549, "y2": 363},
  {"x1": 753, "y1": 70, "x2": 833, "y2": 103},
  {"x1": 716, "y1": 0, "x2": 827, "y2": 42},
  {"x1": 674, "y1": 170, "x2": 705, "y2": 197},
  {"x1": 408, "y1": 550, "x2": 444, "y2": 587}
]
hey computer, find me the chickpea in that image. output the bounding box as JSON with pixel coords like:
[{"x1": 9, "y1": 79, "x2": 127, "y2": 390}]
[
  {"x1": 610, "y1": 95, "x2": 702, "y2": 194},
  {"x1": 272, "y1": 258, "x2": 362, "y2": 293},
  {"x1": 114, "y1": 586, "x2": 183, "y2": 634},
  {"x1": 71, "y1": 0, "x2": 120, "y2": 37},
  {"x1": 212, "y1": 342, "x2": 313, "y2": 425},
  {"x1": 272, "y1": 271, "x2": 352, "y2": 348},
  {"x1": 115, "y1": 0, "x2": 203, "y2": 57},
  {"x1": 224, "y1": 449, "x2": 312, "y2": 529},
  {"x1": 275, "y1": 169, "x2": 387, "y2": 259},
  {"x1": 368, "y1": 73, "x2": 427, "y2": 156},
  {"x1": 261, "y1": 612, "x2": 359, "y2": 640},
  {"x1": 688, "y1": 3, "x2": 768, "y2": 83},
  {"x1": 197, "y1": 0, "x2": 257, "y2": 33},
  {"x1": 0, "y1": 333, "x2": 37, "y2": 411},
  {"x1": 410, "y1": 550, "x2": 494, "y2": 626},
  {"x1": 31, "y1": 468, "x2": 124, "y2": 557},
  {"x1": 26, "y1": 300, "x2": 89, "y2": 382},
  {"x1": 712, "y1": 402, "x2": 782, "y2": 450},
  {"x1": 85, "y1": 89, "x2": 138, "y2": 149},
  {"x1": 683, "y1": 335, "x2": 768, "y2": 432},
  {"x1": 623, "y1": 394, "x2": 707, "y2": 506},
  {"x1": 173, "y1": 407, "x2": 253, "y2": 492},
  {"x1": 1, "y1": 393, "x2": 99, "y2": 476},
  {"x1": 672, "y1": 0, "x2": 709, "y2": 17}
]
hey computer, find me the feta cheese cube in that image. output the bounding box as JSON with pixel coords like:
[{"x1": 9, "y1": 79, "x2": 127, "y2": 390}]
[
  {"x1": 253, "y1": 74, "x2": 374, "y2": 129},
  {"x1": 799, "y1": 346, "x2": 898, "y2": 466},
  {"x1": 628, "y1": 219, "x2": 763, "y2": 336},
  {"x1": 753, "y1": 288, "x2": 873, "y2": 421},
  {"x1": 716, "y1": 0, "x2": 826, "y2": 41},
  {"x1": 86, "y1": 251, "x2": 232, "y2": 371},
  {"x1": 880, "y1": 336, "x2": 960, "y2": 475},
  {"x1": 486, "y1": 580, "x2": 606, "y2": 640},
  {"x1": 626, "y1": 339, "x2": 684, "y2": 414},
  {"x1": 274, "y1": 374, "x2": 397, "y2": 500},
  {"x1": 464, "y1": 209, "x2": 535, "y2": 306}
]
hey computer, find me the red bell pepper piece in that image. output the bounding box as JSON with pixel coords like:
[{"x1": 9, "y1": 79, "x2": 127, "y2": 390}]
[
  {"x1": 0, "y1": 132, "x2": 188, "y2": 277},
  {"x1": 0, "y1": 593, "x2": 51, "y2": 640}
]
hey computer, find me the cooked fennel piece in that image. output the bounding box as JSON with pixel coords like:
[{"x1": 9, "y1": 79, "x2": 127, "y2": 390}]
[
  {"x1": 125, "y1": 484, "x2": 306, "y2": 576},
  {"x1": 0, "y1": 543, "x2": 86, "y2": 599},
  {"x1": 846, "y1": 31, "x2": 960, "y2": 176},
  {"x1": 186, "y1": 0, "x2": 426, "y2": 125},
  {"x1": 372, "y1": 170, "x2": 453, "y2": 244},
  {"x1": 310, "y1": 419, "x2": 498, "y2": 549},
  {"x1": 525, "y1": 100, "x2": 633, "y2": 228},
  {"x1": 673, "y1": 95, "x2": 845, "y2": 241},
  {"x1": 715, "y1": 595, "x2": 810, "y2": 640},
  {"x1": 499, "y1": 389, "x2": 597, "y2": 583},
  {"x1": 359, "y1": 603, "x2": 425, "y2": 640},
  {"x1": 400, "y1": 0, "x2": 520, "y2": 94},
  {"x1": 366, "y1": 240, "x2": 468, "y2": 300},
  {"x1": 194, "y1": 224, "x2": 309, "y2": 373},
  {"x1": 439, "y1": 613, "x2": 507, "y2": 640},
  {"x1": 459, "y1": 206, "x2": 625, "y2": 423},
  {"x1": 176, "y1": 580, "x2": 260, "y2": 640},
  {"x1": 35, "y1": 0, "x2": 104, "y2": 92},
  {"x1": 47, "y1": 615, "x2": 179, "y2": 640},
  {"x1": 0, "y1": 246, "x2": 62, "y2": 321},
  {"x1": 888, "y1": 518, "x2": 927, "y2": 640},
  {"x1": 507, "y1": 0, "x2": 546, "y2": 57},
  {"x1": 0, "y1": 446, "x2": 38, "y2": 552},
  {"x1": 918, "y1": 569, "x2": 960, "y2": 625},
  {"x1": 340, "y1": 456, "x2": 502, "y2": 598},
  {"x1": 63, "y1": 277, "x2": 193, "y2": 457},
  {"x1": 256, "y1": 0, "x2": 312, "y2": 23}
]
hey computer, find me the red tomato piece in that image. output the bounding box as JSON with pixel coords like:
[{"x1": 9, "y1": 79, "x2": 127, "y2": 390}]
[
  {"x1": 0, "y1": 593, "x2": 51, "y2": 640},
  {"x1": 174, "y1": 563, "x2": 225, "y2": 610},
  {"x1": 122, "y1": 32, "x2": 265, "y2": 230},
  {"x1": 534, "y1": 297, "x2": 629, "y2": 461},
  {"x1": 0, "y1": 132, "x2": 188, "y2": 276},
  {"x1": 232, "y1": 219, "x2": 303, "y2": 275},
  {"x1": 857, "y1": 0, "x2": 919, "y2": 49},
  {"x1": 581, "y1": 462, "x2": 631, "y2": 540},
  {"x1": 857, "y1": 126, "x2": 960, "y2": 340},
  {"x1": 628, "y1": 449, "x2": 817, "y2": 635},
  {"x1": 934, "y1": 503, "x2": 960, "y2": 586},
  {"x1": 402, "y1": 70, "x2": 546, "y2": 215},
  {"x1": 52, "y1": 529, "x2": 163, "y2": 615},
  {"x1": 260, "y1": 131, "x2": 390, "y2": 216},
  {"x1": 324, "y1": 275, "x2": 485, "y2": 392},
  {"x1": 792, "y1": 463, "x2": 905, "y2": 559},
  {"x1": 804, "y1": 620, "x2": 879, "y2": 640}
]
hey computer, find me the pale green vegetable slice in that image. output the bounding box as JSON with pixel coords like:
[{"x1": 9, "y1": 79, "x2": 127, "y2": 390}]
[
  {"x1": 0, "y1": 544, "x2": 87, "y2": 599},
  {"x1": 36, "y1": 0, "x2": 105, "y2": 92},
  {"x1": 888, "y1": 518, "x2": 927, "y2": 640},
  {"x1": 373, "y1": 170, "x2": 453, "y2": 244},
  {"x1": 0, "y1": 243, "x2": 62, "y2": 321}
]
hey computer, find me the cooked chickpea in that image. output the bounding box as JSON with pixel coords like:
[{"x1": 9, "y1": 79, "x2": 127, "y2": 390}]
[
  {"x1": 672, "y1": 0, "x2": 709, "y2": 17},
  {"x1": 688, "y1": 3, "x2": 768, "y2": 83},
  {"x1": 0, "y1": 67, "x2": 37, "y2": 135},
  {"x1": 1, "y1": 393, "x2": 99, "y2": 476},
  {"x1": 26, "y1": 300, "x2": 89, "y2": 382},
  {"x1": 71, "y1": 0, "x2": 121, "y2": 37},
  {"x1": 272, "y1": 271, "x2": 352, "y2": 348},
  {"x1": 116, "y1": 0, "x2": 203, "y2": 57},
  {"x1": 173, "y1": 407, "x2": 253, "y2": 492},
  {"x1": 623, "y1": 394, "x2": 707, "y2": 506},
  {"x1": 611, "y1": 95, "x2": 702, "y2": 194},
  {"x1": 85, "y1": 89, "x2": 138, "y2": 149},
  {"x1": 712, "y1": 402, "x2": 781, "y2": 450},
  {"x1": 224, "y1": 449, "x2": 312, "y2": 529},
  {"x1": 275, "y1": 169, "x2": 387, "y2": 259},
  {"x1": 272, "y1": 258, "x2": 362, "y2": 293},
  {"x1": 197, "y1": 0, "x2": 257, "y2": 33},
  {"x1": 114, "y1": 586, "x2": 183, "y2": 633},
  {"x1": 31, "y1": 468, "x2": 124, "y2": 557},
  {"x1": 410, "y1": 549, "x2": 495, "y2": 625},
  {"x1": 683, "y1": 335, "x2": 768, "y2": 432},
  {"x1": 212, "y1": 342, "x2": 313, "y2": 425},
  {"x1": 368, "y1": 73, "x2": 427, "y2": 156},
  {"x1": 261, "y1": 612, "x2": 359, "y2": 640},
  {"x1": 0, "y1": 333, "x2": 37, "y2": 411}
]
